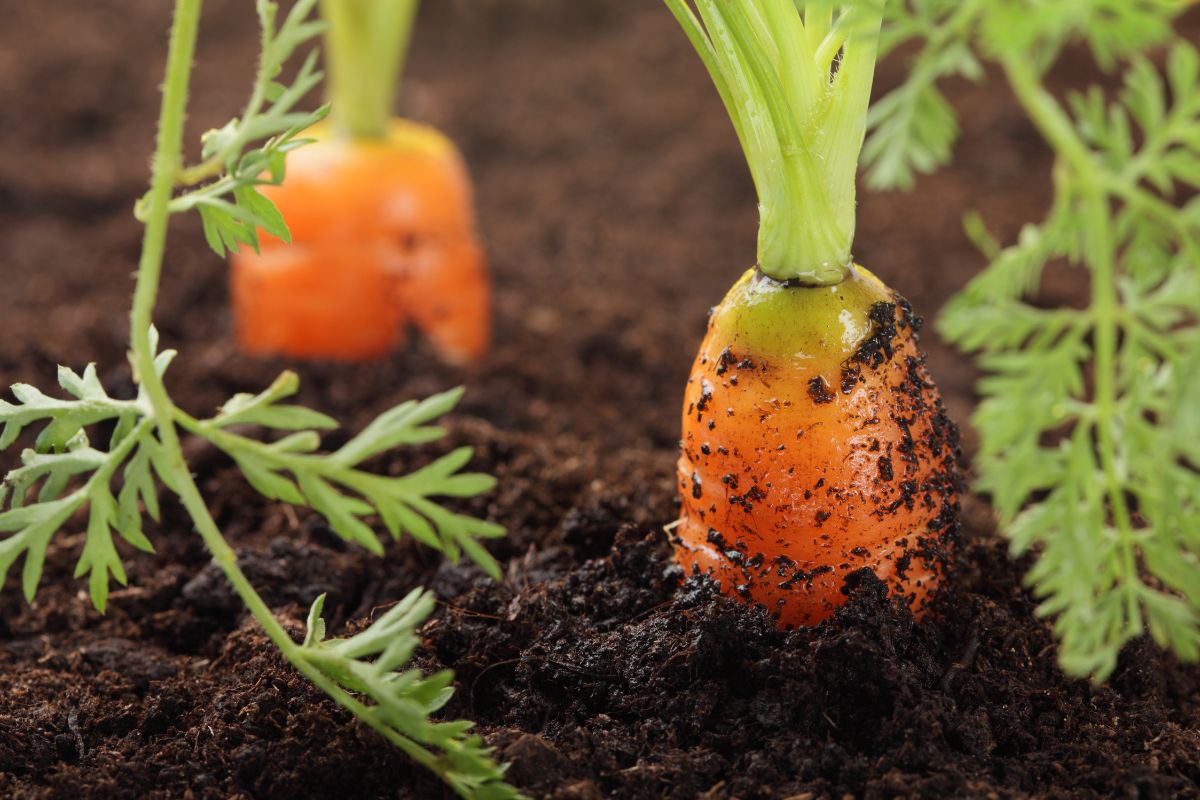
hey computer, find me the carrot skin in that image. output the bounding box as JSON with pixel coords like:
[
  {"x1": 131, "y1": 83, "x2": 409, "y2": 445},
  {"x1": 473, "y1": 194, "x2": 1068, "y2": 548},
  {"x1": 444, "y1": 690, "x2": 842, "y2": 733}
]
[
  {"x1": 674, "y1": 267, "x2": 961, "y2": 627},
  {"x1": 234, "y1": 243, "x2": 407, "y2": 360}
]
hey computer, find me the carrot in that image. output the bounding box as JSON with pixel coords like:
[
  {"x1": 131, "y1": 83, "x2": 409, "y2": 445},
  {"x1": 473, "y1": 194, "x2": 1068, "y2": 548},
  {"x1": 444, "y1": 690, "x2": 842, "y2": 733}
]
[
  {"x1": 231, "y1": 0, "x2": 490, "y2": 364},
  {"x1": 665, "y1": 1, "x2": 961, "y2": 627},
  {"x1": 676, "y1": 267, "x2": 960, "y2": 626}
]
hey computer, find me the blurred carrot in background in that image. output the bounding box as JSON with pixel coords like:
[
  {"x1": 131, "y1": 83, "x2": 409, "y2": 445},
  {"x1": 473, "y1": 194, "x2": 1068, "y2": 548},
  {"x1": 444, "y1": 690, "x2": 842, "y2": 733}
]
[{"x1": 233, "y1": 0, "x2": 490, "y2": 363}]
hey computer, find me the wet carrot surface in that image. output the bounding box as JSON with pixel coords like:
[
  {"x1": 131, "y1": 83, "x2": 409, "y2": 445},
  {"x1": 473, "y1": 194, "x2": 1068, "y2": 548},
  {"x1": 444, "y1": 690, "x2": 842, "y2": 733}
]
[
  {"x1": 675, "y1": 266, "x2": 961, "y2": 627},
  {"x1": 232, "y1": 119, "x2": 490, "y2": 362}
]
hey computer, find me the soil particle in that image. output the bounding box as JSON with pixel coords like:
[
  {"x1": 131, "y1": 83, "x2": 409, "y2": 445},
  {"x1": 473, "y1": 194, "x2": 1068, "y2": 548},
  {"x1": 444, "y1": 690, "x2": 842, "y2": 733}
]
[
  {"x1": 878, "y1": 455, "x2": 895, "y2": 482},
  {"x1": 852, "y1": 301, "x2": 901, "y2": 369},
  {"x1": 807, "y1": 376, "x2": 836, "y2": 405}
]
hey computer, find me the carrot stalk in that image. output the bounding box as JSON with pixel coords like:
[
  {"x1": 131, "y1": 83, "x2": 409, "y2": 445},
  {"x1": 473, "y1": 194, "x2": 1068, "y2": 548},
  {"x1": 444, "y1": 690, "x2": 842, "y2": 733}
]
[
  {"x1": 667, "y1": 0, "x2": 881, "y2": 285},
  {"x1": 319, "y1": 0, "x2": 419, "y2": 139}
]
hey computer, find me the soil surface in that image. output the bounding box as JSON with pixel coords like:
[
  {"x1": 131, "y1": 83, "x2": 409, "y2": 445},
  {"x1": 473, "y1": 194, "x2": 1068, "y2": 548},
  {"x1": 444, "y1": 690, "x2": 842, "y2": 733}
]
[{"x1": 0, "y1": 2, "x2": 1198, "y2": 798}]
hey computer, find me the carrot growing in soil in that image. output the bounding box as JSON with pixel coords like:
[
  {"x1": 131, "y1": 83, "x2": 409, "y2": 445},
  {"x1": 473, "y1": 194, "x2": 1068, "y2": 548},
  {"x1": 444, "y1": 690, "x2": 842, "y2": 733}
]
[
  {"x1": 0, "y1": 2, "x2": 520, "y2": 796},
  {"x1": 866, "y1": 0, "x2": 1200, "y2": 681},
  {"x1": 231, "y1": 0, "x2": 490, "y2": 364},
  {"x1": 664, "y1": 0, "x2": 961, "y2": 628}
]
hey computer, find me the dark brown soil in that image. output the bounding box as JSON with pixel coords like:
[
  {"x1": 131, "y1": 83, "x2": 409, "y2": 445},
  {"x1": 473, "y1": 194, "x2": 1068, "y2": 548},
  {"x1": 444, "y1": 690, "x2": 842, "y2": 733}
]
[{"x1": 0, "y1": 1, "x2": 1197, "y2": 798}]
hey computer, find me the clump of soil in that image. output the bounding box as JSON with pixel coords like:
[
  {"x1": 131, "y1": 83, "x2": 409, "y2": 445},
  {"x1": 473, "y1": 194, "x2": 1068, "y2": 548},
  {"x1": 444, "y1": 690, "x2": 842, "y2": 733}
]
[{"x1": 1, "y1": 1, "x2": 1198, "y2": 799}]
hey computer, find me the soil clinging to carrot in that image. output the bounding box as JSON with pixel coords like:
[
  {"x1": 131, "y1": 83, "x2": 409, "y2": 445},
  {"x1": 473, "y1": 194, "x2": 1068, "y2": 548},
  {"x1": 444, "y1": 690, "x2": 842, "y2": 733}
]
[{"x1": 0, "y1": 1, "x2": 1198, "y2": 798}]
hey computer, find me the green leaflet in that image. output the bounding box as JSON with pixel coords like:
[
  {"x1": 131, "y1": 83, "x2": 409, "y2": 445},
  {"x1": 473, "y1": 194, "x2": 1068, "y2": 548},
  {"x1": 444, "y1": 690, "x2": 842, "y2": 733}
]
[
  {"x1": 140, "y1": 0, "x2": 330, "y2": 258},
  {"x1": 1, "y1": 367, "x2": 141, "y2": 452},
  {"x1": 0, "y1": 420, "x2": 158, "y2": 609},
  {"x1": 0, "y1": 351, "x2": 166, "y2": 611},
  {"x1": 301, "y1": 589, "x2": 524, "y2": 799},
  {"x1": 332, "y1": 387, "x2": 465, "y2": 466},
  {"x1": 215, "y1": 371, "x2": 337, "y2": 431},
  {"x1": 865, "y1": 0, "x2": 1182, "y2": 192}
]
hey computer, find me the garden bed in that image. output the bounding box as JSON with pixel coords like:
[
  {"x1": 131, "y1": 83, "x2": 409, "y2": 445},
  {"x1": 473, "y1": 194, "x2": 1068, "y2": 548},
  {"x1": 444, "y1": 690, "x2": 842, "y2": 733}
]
[{"x1": 0, "y1": 1, "x2": 1197, "y2": 798}]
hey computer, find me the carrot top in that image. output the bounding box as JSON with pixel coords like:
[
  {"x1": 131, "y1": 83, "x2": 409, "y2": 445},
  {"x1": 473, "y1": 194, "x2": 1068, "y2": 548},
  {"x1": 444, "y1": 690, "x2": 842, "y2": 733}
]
[
  {"x1": 664, "y1": 1, "x2": 884, "y2": 285},
  {"x1": 319, "y1": 0, "x2": 419, "y2": 139}
]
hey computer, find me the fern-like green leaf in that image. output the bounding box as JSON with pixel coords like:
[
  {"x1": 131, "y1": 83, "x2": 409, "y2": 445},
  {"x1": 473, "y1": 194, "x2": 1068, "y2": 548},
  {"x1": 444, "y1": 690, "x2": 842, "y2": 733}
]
[{"x1": 300, "y1": 590, "x2": 527, "y2": 800}]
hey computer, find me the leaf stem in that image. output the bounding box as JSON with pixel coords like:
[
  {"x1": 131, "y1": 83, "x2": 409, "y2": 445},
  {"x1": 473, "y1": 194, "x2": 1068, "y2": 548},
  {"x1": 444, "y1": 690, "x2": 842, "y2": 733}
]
[
  {"x1": 666, "y1": 1, "x2": 884, "y2": 285},
  {"x1": 1083, "y1": 188, "x2": 1144, "y2": 630},
  {"x1": 86, "y1": 418, "x2": 156, "y2": 492},
  {"x1": 162, "y1": 460, "x2": 455, "y2": 788},
  {"x1": 1003, "y1": 57, "x2": 1144, "y2": 635},
  {"x1": 175, "y1": 157, "x2": 224, "y2": 187},
  {"x1": 128, "y1": 0, "x2": 461, "y2": 780},
  {"x1": 128, "y1": 0, "x2": 257, "y2": 631},
  {"x1": 319, "y1": 0, "x2": 419, "y2": 139},
  {"x1": 1002, "y1": 59, "x2": 1094, "y2": 172},
  {"x1": 129, "y1": 0, "x2": 200, "y2": 369}
]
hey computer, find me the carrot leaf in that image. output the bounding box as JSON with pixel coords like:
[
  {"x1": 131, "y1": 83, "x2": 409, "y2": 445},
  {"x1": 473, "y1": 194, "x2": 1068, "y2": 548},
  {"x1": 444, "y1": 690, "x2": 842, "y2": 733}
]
[
  {"x1": 4, "y1": 2, "x2": 523, "y2": 794},
  {"x1": 300, "y1": 588, "x2": 522, "y2": 798},
  {"x1": 135, "y1": 0, "x2": 329, "y2": 257},
  {"x1": 0, "y1": 379, "x2": 161, "y2": 609},
  {"x1": 875, "y1": 2, "x2": 1199, "y2": 680}
]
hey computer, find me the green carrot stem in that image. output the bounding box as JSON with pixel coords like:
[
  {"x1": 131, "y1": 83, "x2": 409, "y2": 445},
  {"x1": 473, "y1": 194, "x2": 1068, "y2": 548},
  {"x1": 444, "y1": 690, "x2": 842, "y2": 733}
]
[
  {"x1": 665, "y1": 0, "x2": 884, "y2": 285},
  {"x1": 319, "y1": 0, "x2": 419, "y2": 139},
  {"x1": 163, "y1": 448, "x2": 462, "y2": 792},
  {"x1": 131, "y1": 0, "x2": 299, "y2": 671}
]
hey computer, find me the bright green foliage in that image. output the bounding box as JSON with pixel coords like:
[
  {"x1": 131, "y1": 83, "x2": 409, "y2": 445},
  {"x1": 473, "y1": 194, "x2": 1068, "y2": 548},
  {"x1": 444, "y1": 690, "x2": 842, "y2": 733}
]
[
  {"x1": 0, "y1": 344, "x2": 170, "y2": 612},
  {"x1": 0, "y1": 343, "x2": 511, "y2": 728},
  {"x1": 864, "y1": 0, "x2": 1182, "y2": 189},
  {"x1": 977, "y1": 0, "x2": 1177, "y2": 69},
  {"x1": 873, "y1": 1, "x2": 1199, "y2": 680},
  {"x1": 303, "y1": 590, "x2": 521, "y2": 799},
  {"x1": 0, "y1": 1, "x2": 523, "y2": 796},
  {"x1": 137, "y1": 0, "x2": 331, "y2": 256},
  {"x1": 663, "y1": 0, "x2": 885, "y2": 284},
  {"x1": 864, "y1": 0, "x2": 983, "y2": 190},
  {"x1": 0, "y1": 363, "x2": 514, "y2": 794}
]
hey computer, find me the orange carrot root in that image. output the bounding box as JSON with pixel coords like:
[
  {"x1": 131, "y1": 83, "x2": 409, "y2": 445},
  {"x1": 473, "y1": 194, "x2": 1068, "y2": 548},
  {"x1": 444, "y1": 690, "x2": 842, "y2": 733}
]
[
  {"x1": 674, "y1": 267, "x2": 961, "y2": 628},
  {"x1": 231, "y1": 120, "x2": 490, "y2": 363}
]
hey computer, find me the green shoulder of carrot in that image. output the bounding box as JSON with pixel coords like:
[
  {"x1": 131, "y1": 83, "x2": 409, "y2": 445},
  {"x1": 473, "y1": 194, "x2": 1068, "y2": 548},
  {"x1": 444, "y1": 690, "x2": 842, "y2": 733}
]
[
  {"x1": 671, "y1": 0, "x2": 1200, "y2": 682},
  {"x1": 233, "y1": 0, "x2": 492, "y2": 365},
  {"x1": 2, "y1": 1, "x2": 524, "y2": 797}
]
